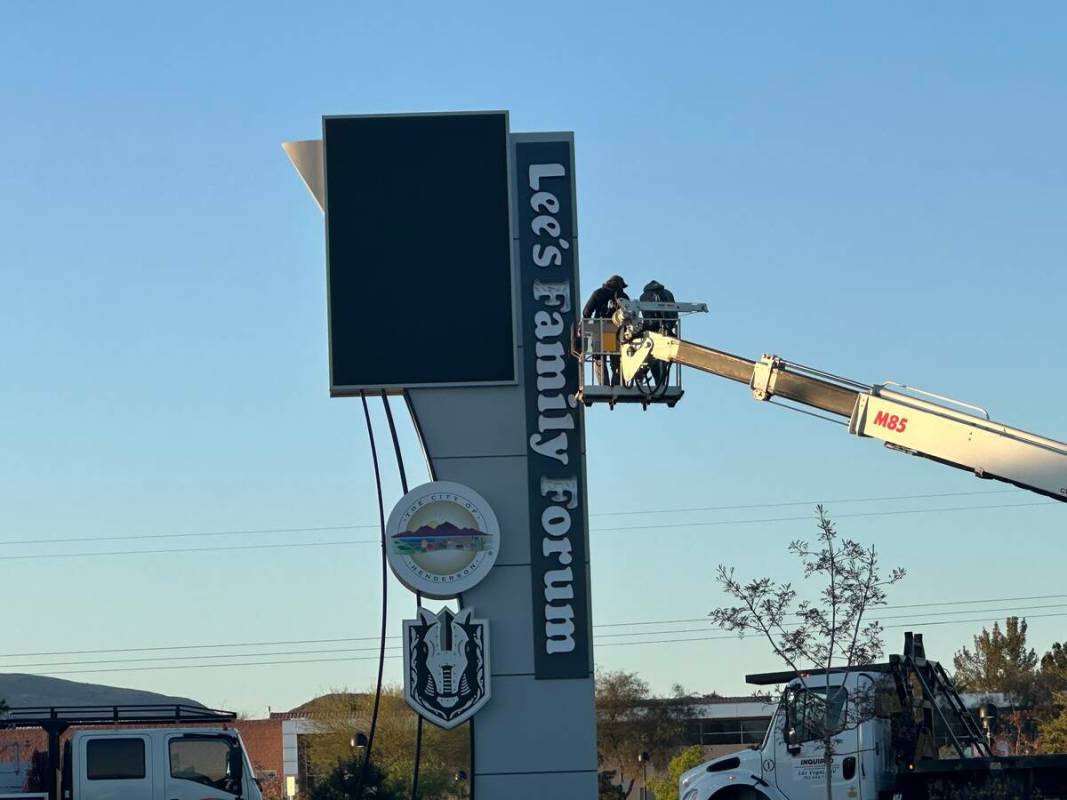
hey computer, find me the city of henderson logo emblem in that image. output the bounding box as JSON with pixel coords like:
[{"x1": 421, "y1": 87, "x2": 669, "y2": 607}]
[{"x1": 385, "y1": 481, "x2": 500, "y2": 599}]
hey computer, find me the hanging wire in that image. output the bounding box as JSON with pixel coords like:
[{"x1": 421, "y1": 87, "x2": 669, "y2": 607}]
[
  {"x1": 381, "y1": 391, "x2": 423, "y2": 800},
  {"x1": 404, "y1": 392, "x2": 438, "y2": 482},
  {"x1": 356, "y1": 392, "x2": 388, "y2": 799}
]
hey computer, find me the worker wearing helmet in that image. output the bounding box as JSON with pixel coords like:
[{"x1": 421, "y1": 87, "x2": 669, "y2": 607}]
[
  {"x1": 582, "y1": 274, "x2": 629, "y2": 319},
  {"x1": 639, "y1": 280, "x2": 677, "y2": 388},
  {"x1": 582, "y1": 275, "x2": 629, "y2": 386}
]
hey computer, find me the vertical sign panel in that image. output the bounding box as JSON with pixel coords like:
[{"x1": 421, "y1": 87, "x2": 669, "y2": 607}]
[
  {"x1": 323, "y1": 112, "x2": 515, "y2": 394},
  {"x1": 515, "y1": 135, "x2": 592, "y2": 680}
]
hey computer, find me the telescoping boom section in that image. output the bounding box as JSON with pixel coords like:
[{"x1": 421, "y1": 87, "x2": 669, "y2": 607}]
[{"x1": 612, "y1": 300, "x2": 1067, "y2": 502}]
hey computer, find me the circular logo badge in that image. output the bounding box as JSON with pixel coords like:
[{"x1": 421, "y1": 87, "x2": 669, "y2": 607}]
[{"x1": 385, "y1": 481, "x2": 500, "y2": 599}]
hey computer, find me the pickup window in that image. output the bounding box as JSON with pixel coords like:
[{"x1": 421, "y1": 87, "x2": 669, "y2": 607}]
[
  {"x1": 170, "y1": 736, "x2": 236, "y2": 791},
  {"x1": 86, "y1": 738, "x2": 146, "y2": 780}
]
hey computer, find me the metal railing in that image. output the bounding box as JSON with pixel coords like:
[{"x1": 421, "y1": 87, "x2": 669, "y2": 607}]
[{"x1": 575, "y1": 316, "x2": 684, "y2": 400}]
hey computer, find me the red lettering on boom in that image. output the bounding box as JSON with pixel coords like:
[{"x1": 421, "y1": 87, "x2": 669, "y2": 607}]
[{"x1": 873, "y1": 410, "x2": 909, "y2": 433}]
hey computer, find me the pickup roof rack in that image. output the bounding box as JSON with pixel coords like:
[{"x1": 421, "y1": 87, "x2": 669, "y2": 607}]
[{"x1": 0, "y1": 703, "x2": 236, "y2": 729}]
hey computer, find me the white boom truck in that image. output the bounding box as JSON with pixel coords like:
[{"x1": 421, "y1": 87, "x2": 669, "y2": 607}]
[
  {"x1": 572, "y1": 302, "x2": 1067, "y2": 797},
  {"x1": 575, "y1": 299, "x2": 1067, "y2": 502},
  {"x1": 0, "y1": 705, "x2": 262, "y2": 800},
  {"x1": 676, "y1": 633, "x2": 1067, "y2": 800}
]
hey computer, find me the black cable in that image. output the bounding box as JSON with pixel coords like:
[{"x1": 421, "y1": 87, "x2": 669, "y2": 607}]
[
  {"x1": 383, "y1": 392, "x2": 410, "y2": 493},
  {"x1": 381, "y1": 392, "x2": 423, "y2": 800},
  {"x1": 403, "y1": 392, "x2": 438, "y2": 483},
  {"x1": 357, "y1": 392, "x2": 389, "y2": 800},
  {"x1": 453, "y1": 585, "x2": 476, "y2": 800}
]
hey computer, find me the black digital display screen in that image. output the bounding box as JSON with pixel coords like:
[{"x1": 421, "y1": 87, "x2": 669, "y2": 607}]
[{"x1": 323, "y1": 112, "x2": 515, "y2": 393}]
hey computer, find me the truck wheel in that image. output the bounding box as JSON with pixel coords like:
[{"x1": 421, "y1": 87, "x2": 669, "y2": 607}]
[{"x1": 711, "y1": 787, "x2": 770, "y2": 800}]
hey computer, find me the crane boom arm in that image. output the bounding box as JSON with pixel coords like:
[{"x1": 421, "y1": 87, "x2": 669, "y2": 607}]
[
  {"x1": 621, "y1": 330, "x2": 1067, "y2": 502},
  {"x1": 631, "y1": 334, "x2": 858, "y2": 417}
]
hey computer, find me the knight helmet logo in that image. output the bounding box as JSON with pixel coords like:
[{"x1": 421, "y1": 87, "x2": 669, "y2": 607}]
[{"x1": 403, "y1": 606, "x2": 491, "y2": 730}]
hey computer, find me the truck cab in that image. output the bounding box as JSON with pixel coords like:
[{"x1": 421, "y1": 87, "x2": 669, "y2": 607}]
[
  {"x1": 678, "y1": 669, "x2": 893, "y2": 800},
  {"x1": 0, "y1": 705, "x2": 261, "y2": 800},
  {"x1": 67, "y1": 727, "x2": 261, "y2": 800}
]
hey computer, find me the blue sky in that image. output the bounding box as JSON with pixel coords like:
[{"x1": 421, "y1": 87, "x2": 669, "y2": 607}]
[{"x1": 2, "y1": 2, "x2": 1066, "y2": 715}]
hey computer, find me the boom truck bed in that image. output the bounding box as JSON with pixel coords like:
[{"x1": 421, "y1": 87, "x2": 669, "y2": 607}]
[{"x1": 678, "y1": 634, "x2": 1067, "y2": 800}]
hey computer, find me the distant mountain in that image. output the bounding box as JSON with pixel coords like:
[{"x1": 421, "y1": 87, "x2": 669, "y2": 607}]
[
  {"x1": 395, "y1": 522, "x2": 481, "y2": 539},
  {"x1": 0, "y1": 674, "x2": 204, "y2": 709}
]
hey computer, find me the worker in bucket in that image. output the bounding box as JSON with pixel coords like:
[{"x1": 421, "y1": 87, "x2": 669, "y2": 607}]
[
  {"x1": 582, "y1": 274, "x2": 629, "y2": 385},
  {"x1": 639, "y1": 279, "x2": 677, "y2": 387}
]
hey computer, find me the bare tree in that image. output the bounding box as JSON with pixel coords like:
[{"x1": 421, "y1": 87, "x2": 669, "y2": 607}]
[{"x1": 711, "y1": 506, "x2": 905, "y2": 800}]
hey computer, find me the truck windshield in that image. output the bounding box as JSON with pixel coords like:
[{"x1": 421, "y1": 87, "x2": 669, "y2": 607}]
[{"x1": 787, "y1": 685, "x2": 849, "y2": 745}]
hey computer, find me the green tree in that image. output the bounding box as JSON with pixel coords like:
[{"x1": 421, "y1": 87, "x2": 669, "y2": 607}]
[
  {"x1": 711, "y1": 506, "x2": 905, "y2": 800},
  {"x1": 300, "y1": 688, "x2": 468, "y2": 800},
  {"x1": 1035, "y1": 694, "x2": 1067, "y2": 754},
  {"x1": 598, "y1": 770, "x2": 628, "y2": 799},
  {"x1": 646, "y1": 745, "x2": 706, "y2": 800},
  {"x1": 308, "y1": 754, "x2": 400, "y2": 800},
  {"x1": 1039, "y1": 641, "x2": 1067, "y2": 697},
  {"x1": 953, "y1": 617, "x2": 1043, "y2": 754},
  {"x1": 596, "y1": 671, "x2": 694, "y2": 798},
  {"x1": 953, "y1": 617, "x2": 1038, "y2": 701}
]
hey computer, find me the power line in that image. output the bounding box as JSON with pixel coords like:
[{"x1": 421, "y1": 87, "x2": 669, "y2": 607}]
[
  {"x1": 0, "y1": 524, "x2": 378, "y2": 548},
  {"x1": 593, "y1": 489, "x2": 1017, "y2": 517},
  {"x1": 0, "y1": 645, "x2": 407, "y2": 670},
  {"x1": 0, "y1": 635, "x2": 400, "y2": 659},
  {"x1": 14, "y1": 609, "x2": 1067, "y2": 677},
  {"x1": 882, "y1": 611, "x2": 1067, "y2": 629},
  {"x1": 882, "y1": 592, "x2": 1067, "y2": 611},
  {"x1": 593, "y1": 601, "x2": 1067, "y2": 640},
  {"x1": 595, "y1": 611, "x2": 1067, "y2": 649},
  {"x1": 0, "y1": 500, "x2": 1053, "y2": 563},
  {"x1": 4, "y1": 602, "x2": 1064, "y2": 672},
  {"x1": 593, "y1": 603, "x2": 1067, "y2": 640},
  {"x1": 2, "y1": 593, "x2": 1064, "y2": 661},
  {"x1": 29, "y1": 654, "x2": 406, "y2": 676},
  {"x1": 591, "y1": 593, "x2": 1067, "y2": 631},
  {"x1": 0, "y1": 539, "x2": 376, "y2": 561},
  {"x1": 594, "y1": 501, "x2": 1054, "y2": 533},
  {"x1": 0, "y1": 489, "x2": 1023, "y2": 550},
  {"x1": 876, "y1": 602, "x2": 1067, "y2": 622}
]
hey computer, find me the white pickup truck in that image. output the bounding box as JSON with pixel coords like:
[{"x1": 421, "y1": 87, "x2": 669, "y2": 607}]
[{"x1": 0, "y1": 705, "x2": 263, "y2": 800}]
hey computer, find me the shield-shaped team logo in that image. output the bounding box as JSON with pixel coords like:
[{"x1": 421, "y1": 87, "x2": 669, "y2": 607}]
[{"x1": 403, "y1": 607, "x2": 491, "y2": 729}]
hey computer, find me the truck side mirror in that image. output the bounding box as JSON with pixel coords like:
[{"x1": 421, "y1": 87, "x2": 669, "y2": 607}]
[{"x1": 786, "y1": 729, "x2": 801, "y2": 755}]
